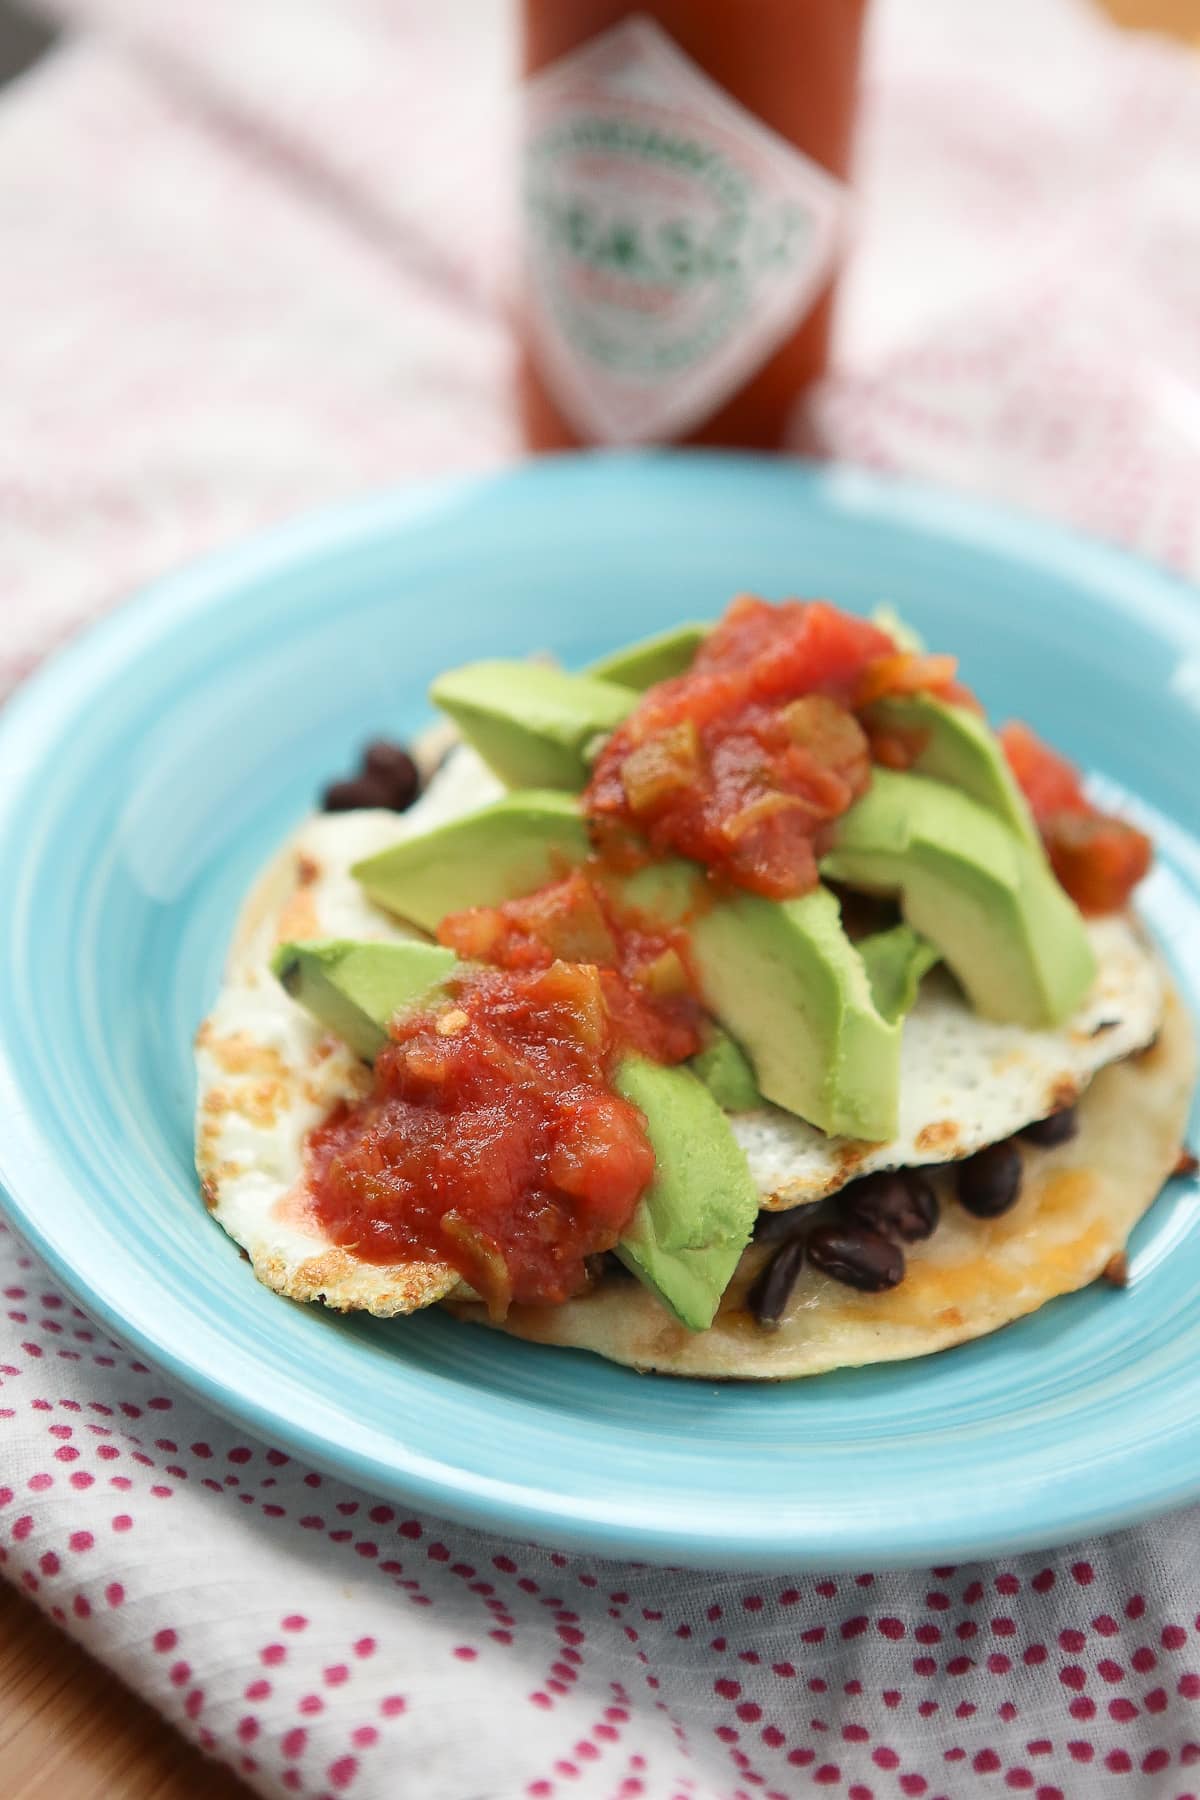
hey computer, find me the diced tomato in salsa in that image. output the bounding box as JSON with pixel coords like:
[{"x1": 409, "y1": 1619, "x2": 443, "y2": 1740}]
[
  {"x1": 1000, "y1": 721, "x2": 1151, "y2": 913},
  {"x1": 584, "y1": 596, "x2": 964, "y2": 899},
  {"x1": 305, "y1": 962, "x2": 656, "y2": 1313},
  {"x1": 438, "y1": 869, "x2": 708, "y2": 1067},
  {"x1": 855, "y1": 651, "x2": 962, "y2": 708},
  {"x1": 999, "y1": 721, "x2": 1087, "y2": 816}
]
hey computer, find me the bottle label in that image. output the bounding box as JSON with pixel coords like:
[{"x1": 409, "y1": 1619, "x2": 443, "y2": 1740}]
[{"x1": 521, "y1": 15, "x2": 848, "y2": 444}]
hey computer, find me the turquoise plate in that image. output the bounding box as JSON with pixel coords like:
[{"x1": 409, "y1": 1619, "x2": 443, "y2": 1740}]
[{"x1": 1, "y1": 454, "x2": 1198, "y2": 1571}]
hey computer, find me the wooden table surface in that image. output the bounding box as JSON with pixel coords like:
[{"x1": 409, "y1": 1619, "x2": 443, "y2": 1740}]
[
  {"x1": 1, "y1": 2, "x2": 1196, "y2": 1795},
  {"x1": 0, "y1": 1581, "x2": 250, "y2": 1799}
]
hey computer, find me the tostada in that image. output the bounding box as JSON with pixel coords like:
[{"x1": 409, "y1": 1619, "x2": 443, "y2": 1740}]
[{"x1": 196, "y1": 597, "x2": 1194, "y2": 1376}]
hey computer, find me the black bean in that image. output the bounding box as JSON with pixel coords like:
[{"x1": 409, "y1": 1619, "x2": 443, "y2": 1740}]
[
  {"x1": 363, "y1": 739, "x2": 421, "y2": 811},
  {"x1": 747, "y1": 1238, "x2": 806, "y2": 1327},
  {"x1": 807, "y1": 1222, "x2": 904, "y2": 1292},
  {"x1": 956, "y1": 1140, "x2": 1023, "y2": 1218},
  {"x1": 1020, "y1": 1106, "x2": 1078, "y2": 1148},
  {"x1": 321, "y1": 775, "x2": 396, "y2": 812},
  {"x1": 839, "y1": 1170, "x2": 938, "y2": 1244},
  {"x1": 753, "y1": 1203, "x2": 818, "y2": 1245}
]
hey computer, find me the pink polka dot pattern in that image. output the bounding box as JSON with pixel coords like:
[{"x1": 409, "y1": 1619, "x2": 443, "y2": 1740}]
[{"x1": 11, "y1": 1163, "x2": 1200, "y2": 1800}]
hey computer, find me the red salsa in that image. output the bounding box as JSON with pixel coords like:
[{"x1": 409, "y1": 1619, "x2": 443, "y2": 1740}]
[
  {"x1": 1000, "y1": 721, "x2": 1152, "y2": 914},
  {"x1": 437, "y1": 868, "x2": 708, "y2": 1066},
  {"x1": 584, "y1": 596, "x2": 963, "y2": 899},
  {"x1": 306, "y1": 961, "x2": 655, "y2": 1314}
]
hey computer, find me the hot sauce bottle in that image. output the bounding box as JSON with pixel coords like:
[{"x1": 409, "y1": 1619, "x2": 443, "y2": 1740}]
[{"x1": 518, "y1": 1, "x2": 869, "y2": 452}]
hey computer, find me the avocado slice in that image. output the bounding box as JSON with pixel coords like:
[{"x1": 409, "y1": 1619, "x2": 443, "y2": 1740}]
[
  {"x1": 270, "y1": 938, "x2": 457, "y2": 1060},
  {"x1": 857, "y1": 922, "x2": 941, "y2": 1024},
  {"x1": 352, "y1": 790, "x2": 591, "y2": 935},
  {"x1": 694, "y1": 891, "x2": 902, "y2": 1140},
  {"x1": 688, "y1": 928, "x2": 936, "y2": 1111},
  {"x1": 821, "y1": 767, "x2": 1096, "y2": 1028},
  {"x1": 612, "y1": 1055, "x2": 758, "y2": 1330},
  {"x1": 611, "y1": 861, "x2": 902, "y2": 1141},
  {"x1": 689, "y1": 1026, "x2": 762, "y2": 1112},
  {"x1": 271, "y1": 935, "x2": 758, "y2": 1330},
  {"x1": 589, "y1": 622, "x2": 708, "y2": 690},
  {"x1": 430, "y1": 661, "x2": 635, "y2": 790},
  {"x1": 871, "y1": 604, "x2": 925, "y2": 654},
  {"x1": 865, "y1": 694, "x2": 1040, "y2": 850}
]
